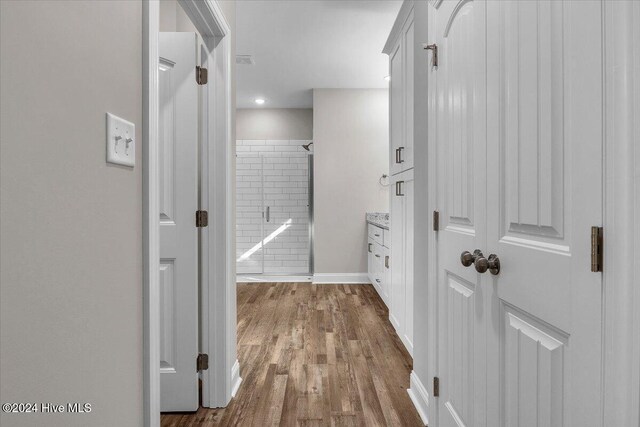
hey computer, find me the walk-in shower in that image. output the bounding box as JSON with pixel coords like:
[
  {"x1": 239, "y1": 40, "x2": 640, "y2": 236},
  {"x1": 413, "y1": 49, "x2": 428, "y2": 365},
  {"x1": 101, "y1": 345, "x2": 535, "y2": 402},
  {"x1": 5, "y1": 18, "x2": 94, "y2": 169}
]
[{"x1": 236, "y1": 140, "x2": 313, "y2": 276}]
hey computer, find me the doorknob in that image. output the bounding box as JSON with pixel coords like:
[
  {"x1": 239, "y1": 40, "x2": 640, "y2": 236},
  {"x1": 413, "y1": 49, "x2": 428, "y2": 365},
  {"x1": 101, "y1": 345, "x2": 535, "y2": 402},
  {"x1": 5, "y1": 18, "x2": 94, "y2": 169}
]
[
  {"x1": 460, "y1": 249, "x2": 483, "y2": 267},
  {"x1": 474, "y1": 253, "x2": 501, "y2": 275}
]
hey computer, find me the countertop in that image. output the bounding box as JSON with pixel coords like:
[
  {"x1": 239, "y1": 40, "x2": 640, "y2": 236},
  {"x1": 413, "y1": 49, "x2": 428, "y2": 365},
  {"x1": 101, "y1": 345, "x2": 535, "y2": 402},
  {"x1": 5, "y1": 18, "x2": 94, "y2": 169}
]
[{"x1": 366, "y1": 212, "x2": 389, "y2": 230}]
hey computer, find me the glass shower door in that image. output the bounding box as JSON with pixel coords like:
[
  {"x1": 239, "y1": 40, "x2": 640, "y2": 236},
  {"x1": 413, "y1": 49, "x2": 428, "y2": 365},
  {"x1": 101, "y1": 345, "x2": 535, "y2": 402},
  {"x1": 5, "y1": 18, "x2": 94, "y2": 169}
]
[
  {"x1": 236, "y1": 153, "x2": 264, "y2": 274},
  {"x1": 262, "y1": 144, "x2": 311, "y2": 274},
  {"x1": 236, "y1": 140, "x2": 313, "y2": 276}
]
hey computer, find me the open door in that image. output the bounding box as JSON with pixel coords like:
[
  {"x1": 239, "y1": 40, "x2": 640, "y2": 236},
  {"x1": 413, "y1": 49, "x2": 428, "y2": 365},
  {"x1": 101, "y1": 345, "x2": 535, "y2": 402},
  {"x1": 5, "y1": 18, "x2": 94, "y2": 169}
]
[{"x1": 158, "y1": 32, "x2": 199, "y2": 412}]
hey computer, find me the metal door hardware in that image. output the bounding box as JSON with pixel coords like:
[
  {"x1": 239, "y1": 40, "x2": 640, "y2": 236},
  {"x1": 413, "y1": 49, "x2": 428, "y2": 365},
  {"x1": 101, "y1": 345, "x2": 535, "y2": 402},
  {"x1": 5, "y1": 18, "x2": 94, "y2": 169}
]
[
  {"x1": 265, "y1": 206, "x2": 270, "y2": 222},
  {"x1": 423, "y1": 43, "x2": 438, "y2": 67},
  {"x1": 460, "y1": 249, "x2": 483, "y2": 267},
  {"x1": 474, "y1": 253, "x2": 501, "y2": 275},
  {"x1": 433, "y1": 210, "x2": 439, "y2": 231},
  {"x1": 368, "y1": 243, "x2": 373, "y2": 253},
  {"x1": 196, "y1": 66, "x2": 208, "y2": 85},
  {"x1": 196, "y1": 353, "x2": 209, "y2": 371},
  {"x1": 385, "y1": 255, "x2": 390, "y2": 268},
  {"x1": 591, "y1": 226, "x2": 603, "y2": 272},
  {"x1": 395, "y1": 181, "x2": 405, "y2": 197},
  {"x1": 433, "y1": 377, "x2": 440, "y2": 397},
  {"x1": 195, "y1": 210, "x2": 208, "y2": 227}
]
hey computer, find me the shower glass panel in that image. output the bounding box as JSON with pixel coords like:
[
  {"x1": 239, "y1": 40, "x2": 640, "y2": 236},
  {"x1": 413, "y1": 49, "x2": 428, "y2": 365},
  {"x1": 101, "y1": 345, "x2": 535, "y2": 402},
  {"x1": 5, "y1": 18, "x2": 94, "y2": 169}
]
[
  {"x1": 236, "y1": 140, "x2": 312, "y2": 275},
  {"x1": 236, "y1": 152, "x2": 264, "y2": 274}
]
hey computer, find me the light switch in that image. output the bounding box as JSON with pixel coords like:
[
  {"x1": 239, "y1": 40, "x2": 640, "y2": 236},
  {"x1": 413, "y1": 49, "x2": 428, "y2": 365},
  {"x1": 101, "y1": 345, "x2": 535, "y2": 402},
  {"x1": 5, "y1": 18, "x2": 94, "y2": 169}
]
[{"x1": 106, "y1": 113, "x2": 135, "y2": 167}]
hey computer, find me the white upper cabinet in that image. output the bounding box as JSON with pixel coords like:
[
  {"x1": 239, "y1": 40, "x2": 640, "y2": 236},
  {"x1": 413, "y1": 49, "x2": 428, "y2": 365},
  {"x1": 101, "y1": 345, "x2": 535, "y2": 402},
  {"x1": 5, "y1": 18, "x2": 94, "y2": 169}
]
[{"x1": 385, "y1": 4, "x2": 414, "y2": 176}]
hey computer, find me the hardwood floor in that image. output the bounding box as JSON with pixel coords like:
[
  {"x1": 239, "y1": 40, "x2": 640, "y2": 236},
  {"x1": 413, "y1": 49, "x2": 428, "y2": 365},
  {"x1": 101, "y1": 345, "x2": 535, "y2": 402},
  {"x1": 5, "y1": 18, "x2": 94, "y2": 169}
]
[{"x1": 161, "y1": 283, "x2": 423, "y2": 426}]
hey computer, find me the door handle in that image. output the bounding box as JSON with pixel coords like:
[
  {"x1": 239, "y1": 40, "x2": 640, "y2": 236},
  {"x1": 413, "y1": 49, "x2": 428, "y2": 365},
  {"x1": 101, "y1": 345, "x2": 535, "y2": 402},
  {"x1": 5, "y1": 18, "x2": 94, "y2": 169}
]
[
  {"x1": 398, "y1": 146, "x2": 405, "y2": 163},
  {"x1": 375, "y1": 254, "x2": 381, "y2": 258},
  {"x1": 460, "y1": 249, "x2": 483, "y2": 267},
  {"x1": 385, "y1": 255, "x2": 389, "y2": 268},
  {"x1": 368, "y1": 243, "x2": 373, "y2": 253},
  {"x1": 265, "y1": 206, "x2": 270, "y2": 222},
  {"x1": 395, "y1": 148, "x2": 400, "y2": 164},
  {"x1": 395, "y1": 181, "x2": 405, "y2": 196},
  {"x1": 474, "y1": 253, "x2": 501, "y2": 275}
]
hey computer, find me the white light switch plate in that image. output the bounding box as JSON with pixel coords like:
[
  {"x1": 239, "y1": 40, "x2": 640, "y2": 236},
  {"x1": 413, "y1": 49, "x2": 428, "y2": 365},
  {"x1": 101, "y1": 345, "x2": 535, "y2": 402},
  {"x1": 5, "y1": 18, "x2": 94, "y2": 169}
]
[{"x1": 106, "y1": 113, "x2": 135, "y2": 167}]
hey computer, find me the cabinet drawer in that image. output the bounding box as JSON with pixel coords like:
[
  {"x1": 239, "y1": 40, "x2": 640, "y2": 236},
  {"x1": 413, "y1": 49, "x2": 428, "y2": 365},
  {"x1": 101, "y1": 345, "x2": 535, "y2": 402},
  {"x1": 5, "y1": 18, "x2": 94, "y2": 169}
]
[
  {"x1": 368, "y1": 224, "x2": 384, "y2": 246},
  {"x1": 383, "y1": 229, "x2": 390, "y2": 248}
]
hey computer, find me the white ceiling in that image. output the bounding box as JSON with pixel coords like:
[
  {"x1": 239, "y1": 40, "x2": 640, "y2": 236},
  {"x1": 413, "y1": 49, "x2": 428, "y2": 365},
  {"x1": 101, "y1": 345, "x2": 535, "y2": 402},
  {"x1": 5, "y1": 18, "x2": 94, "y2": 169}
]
[{"x1": 236, "y1": 0, "x2": 402, "y2": 109}]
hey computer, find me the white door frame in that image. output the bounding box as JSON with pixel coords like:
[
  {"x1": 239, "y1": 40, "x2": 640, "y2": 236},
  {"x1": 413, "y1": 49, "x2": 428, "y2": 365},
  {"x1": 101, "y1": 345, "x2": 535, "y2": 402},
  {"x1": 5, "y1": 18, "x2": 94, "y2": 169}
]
[
  {"x1": 602, "y1": 1, "x2": 640, "y2": 425},
  {"x1": 143, "y1": 1, "x2": 238, "y2": 425}
]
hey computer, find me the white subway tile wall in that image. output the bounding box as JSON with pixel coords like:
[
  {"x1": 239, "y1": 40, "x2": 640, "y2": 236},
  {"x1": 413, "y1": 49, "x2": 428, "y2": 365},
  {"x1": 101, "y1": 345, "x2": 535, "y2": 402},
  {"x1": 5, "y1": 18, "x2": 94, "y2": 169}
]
[{"x1": 236, "y1": 140, "x2": 312, "y2": 274}]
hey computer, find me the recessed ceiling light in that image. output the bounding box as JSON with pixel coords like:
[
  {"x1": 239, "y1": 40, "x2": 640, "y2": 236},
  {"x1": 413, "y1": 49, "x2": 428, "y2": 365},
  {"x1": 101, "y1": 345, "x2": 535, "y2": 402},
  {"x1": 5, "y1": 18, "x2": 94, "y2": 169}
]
[
  {"x1": 384, "y1": 75, "x2": 391, "y2": 82},
  {"x1": 255, "y1": 98, "x2": 265, "y2": 105}
]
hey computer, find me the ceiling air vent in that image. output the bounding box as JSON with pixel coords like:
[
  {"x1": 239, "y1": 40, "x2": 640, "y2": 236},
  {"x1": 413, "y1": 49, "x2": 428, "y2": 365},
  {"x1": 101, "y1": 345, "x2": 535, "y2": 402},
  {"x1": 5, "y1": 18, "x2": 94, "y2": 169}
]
[{"x1": 236, "y1": 55, "x2": 255, "y2": 65}]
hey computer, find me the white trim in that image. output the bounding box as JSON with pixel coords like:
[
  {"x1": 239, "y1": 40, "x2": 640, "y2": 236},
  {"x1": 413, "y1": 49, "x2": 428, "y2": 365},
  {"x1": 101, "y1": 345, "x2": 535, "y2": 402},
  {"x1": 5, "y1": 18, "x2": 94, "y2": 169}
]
[
  {"x1": 230, "y1": 359, "x2": 242, "y2": 397},
  {"x1": 407, "y1": 371, "x2": 429, "y2": 426},
  {"x1": 383, "y1": 0, "x2": 415, "y2": 54},
  {"x1": 602, "y1": 1, "x2": 640, "y2": 425},
  {"x1": 179, "y1": 0, "x2": 230, "y2": 38},
  {"x1": 312, "y1": 273, "x2": 371, "y2": 284},
  {"x1": 237, "y1": 275, "x2": 313, "y2": 283},
  {"x1": 142, "y1": 1, "x2": 160, "y2": 426},
  {"x1": 177, "y1": 0, "x2": 237, "y2": 409}
]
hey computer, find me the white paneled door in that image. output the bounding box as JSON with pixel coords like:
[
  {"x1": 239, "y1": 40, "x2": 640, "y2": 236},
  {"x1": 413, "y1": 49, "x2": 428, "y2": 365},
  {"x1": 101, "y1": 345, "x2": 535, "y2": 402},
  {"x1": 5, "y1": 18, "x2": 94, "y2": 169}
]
[
  {"x1": 159, "y1": 33, "x2": 199, "y2": 412},
  {"x1": 433, "y1": 1, "x2": 603, "y2": 426}
]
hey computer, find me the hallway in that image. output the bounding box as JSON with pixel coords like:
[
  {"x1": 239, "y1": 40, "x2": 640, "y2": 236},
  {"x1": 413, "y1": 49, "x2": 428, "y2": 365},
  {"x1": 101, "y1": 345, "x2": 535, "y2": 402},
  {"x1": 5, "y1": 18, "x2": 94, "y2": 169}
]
[{"x1": 161, "y1": 283, "x2": 423, "y2": 426}]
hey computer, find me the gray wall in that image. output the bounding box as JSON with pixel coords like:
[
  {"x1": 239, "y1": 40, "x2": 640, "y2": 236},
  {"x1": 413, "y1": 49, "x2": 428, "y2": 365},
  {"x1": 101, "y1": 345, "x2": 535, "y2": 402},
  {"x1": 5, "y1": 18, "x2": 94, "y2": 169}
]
[
  {"x1": 0, "y1": 1, "x2": 143, "y2": 426},
  {"x1": 237, "y1": 108, "x2": 313, "y2": 140},
  {"x1": 313, "y1": 89, "x2": 389, "y2": 274}
]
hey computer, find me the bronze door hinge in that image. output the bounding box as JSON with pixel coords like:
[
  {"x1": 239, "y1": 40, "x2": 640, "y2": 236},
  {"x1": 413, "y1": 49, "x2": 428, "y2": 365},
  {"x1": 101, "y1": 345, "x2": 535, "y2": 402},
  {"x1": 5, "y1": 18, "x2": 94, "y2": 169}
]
[
  {"x1": 423, "y1": 43, "x2": 438, "y2": 67},
  {"x1": 433, "y1": 210, "x2": 440, "y2": 231},
  {"x1": 196, "y1": 66, "x2": 208, "y2": 85},
  {"x1": 591, "y1": 226, "x2": 603, "y2": 272},
  {"x1": 196, "y1": 210, "x2": 208, "y2": 227},
  {"x1": 196, "y1": 353, "x2": 209, "y2": 372},
  {"x1": 433, "y1": 377, "x2": 440, "y2": 397}
]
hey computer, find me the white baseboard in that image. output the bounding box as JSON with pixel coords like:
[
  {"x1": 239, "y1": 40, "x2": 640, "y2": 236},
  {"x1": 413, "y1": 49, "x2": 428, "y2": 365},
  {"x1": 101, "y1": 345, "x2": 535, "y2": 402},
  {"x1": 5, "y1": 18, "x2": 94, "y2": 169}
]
[
  {"x1": 312, "y1": 273, "x2": 371, "y2": 284},
  {"x1": 237, "y1": 275, "x2": 313, "y2": 283},
  {"x1": 230, "y1": 359, "x2": 242, "y2": 398},
  {"x1": 407, "y1": 370, "x2": 429, "y2": 426}
]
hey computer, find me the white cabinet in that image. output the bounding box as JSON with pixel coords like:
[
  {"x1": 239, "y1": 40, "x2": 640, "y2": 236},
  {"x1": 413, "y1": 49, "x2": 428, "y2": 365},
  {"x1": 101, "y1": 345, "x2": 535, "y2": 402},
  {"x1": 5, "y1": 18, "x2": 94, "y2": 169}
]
[
  {"x1": 390, "y1": 169, "x2": 414, "y2": 356},
  {"x1": 368, "y1": 224, "x2": 389, "y2": 305},
  {"x1": 386, "y1": 5, "x2": 414, "y2": 176},
  {"x1": 384, "y1": 2, "x2": 416, "y2": 357}
]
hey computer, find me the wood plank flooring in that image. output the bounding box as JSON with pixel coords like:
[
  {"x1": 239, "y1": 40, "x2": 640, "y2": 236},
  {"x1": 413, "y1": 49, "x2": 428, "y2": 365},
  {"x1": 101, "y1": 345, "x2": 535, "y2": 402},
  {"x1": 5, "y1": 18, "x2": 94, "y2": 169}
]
[{"x1": 161, "y1": 283, "x2": 423, "y2": 426}]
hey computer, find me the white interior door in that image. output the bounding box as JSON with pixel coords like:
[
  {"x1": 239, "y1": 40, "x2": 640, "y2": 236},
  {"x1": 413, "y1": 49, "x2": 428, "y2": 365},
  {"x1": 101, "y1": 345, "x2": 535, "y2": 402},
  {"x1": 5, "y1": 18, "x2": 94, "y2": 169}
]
[
  {"x1": 159, "y1": 32, "x2": 199, "y2": 412},
  {"x1": 485, "y1": 1, "x2": 603, "y2": 425},
  {"x1": 432, "y1": 0, "x2": 604, "y2": 425},
  {"x1": 434, "y1": 0, "x2": 488, "y2": 425}
]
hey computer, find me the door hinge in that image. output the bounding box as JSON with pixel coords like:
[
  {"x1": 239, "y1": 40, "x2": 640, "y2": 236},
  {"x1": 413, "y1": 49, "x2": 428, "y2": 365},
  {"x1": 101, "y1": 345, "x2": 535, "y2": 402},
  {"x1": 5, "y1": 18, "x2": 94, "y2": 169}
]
[
  {"x1": 423, "y1": 43, "x2": 438, "y2": 67},
  {"x1": 196, "y1": 353, "x2": 209, "y2": 372},
  {"x1": 196, "y1": 210, "x2": 208, "y2": 227},
  {"x1": 196, "y1": 66, "x2": 208, "y2": 85},
  {"x1": 433, "y1": 210, "x2": 440, "y2": 231},
  {"x1": 433, "y1": 377, "x2": 440, "y2": 397},
  {"x1": 591, "y1": 226, "x2": 603, "y2": 272}
]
